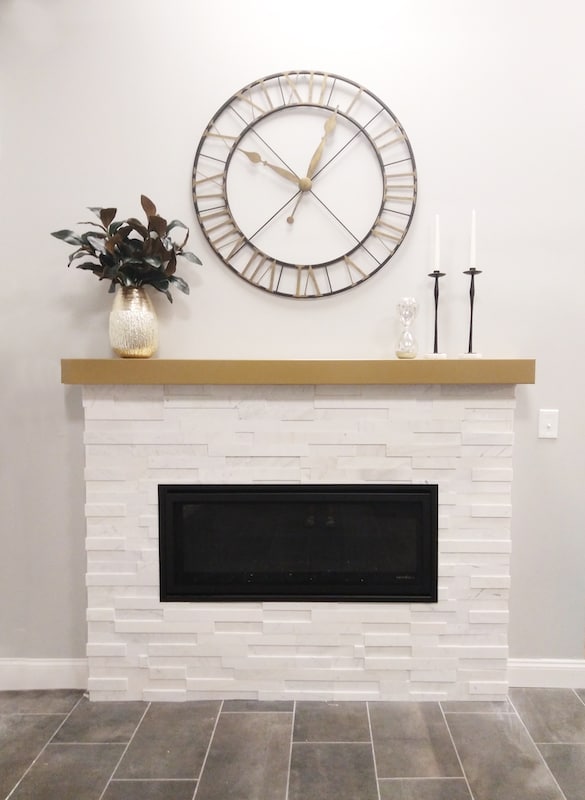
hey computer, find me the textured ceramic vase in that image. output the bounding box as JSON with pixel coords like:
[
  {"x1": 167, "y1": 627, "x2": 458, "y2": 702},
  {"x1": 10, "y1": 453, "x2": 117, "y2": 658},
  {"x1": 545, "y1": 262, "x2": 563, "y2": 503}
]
[{"x1": 109, "y1": 286, "x2": 158, "y2": 358}]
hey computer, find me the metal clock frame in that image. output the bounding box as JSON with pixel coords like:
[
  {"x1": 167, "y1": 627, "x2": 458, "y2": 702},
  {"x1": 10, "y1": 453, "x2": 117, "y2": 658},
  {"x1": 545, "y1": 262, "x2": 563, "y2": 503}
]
[{"x1": 192, "y1": 70, "x2": 417, "y2": 298}]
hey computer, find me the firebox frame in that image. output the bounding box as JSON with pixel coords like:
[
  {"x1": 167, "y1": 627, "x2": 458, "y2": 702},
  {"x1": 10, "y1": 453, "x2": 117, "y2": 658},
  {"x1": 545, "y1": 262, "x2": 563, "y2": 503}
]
[{"x1": 159, "y1": 483, "x2": 438, "y2": 604}]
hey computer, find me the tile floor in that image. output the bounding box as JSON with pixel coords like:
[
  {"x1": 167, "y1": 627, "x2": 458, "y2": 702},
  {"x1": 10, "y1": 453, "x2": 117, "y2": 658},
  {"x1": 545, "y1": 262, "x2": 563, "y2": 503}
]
[{"x1": 1, "y1": 688, "x2": 584, "y2": 800}]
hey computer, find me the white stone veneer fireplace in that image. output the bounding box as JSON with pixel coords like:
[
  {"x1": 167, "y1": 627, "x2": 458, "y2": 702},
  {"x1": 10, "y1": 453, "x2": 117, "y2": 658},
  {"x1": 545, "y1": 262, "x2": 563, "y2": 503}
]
[{"x1": 74, "y1": 361, "x2": 533, "y2": 702}]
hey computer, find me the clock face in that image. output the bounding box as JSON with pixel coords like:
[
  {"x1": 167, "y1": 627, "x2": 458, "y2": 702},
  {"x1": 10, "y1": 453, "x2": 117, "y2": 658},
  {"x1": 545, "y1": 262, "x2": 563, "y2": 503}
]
[{"x1": 192, "y1": 70, "x2": 417, "y2": 298}]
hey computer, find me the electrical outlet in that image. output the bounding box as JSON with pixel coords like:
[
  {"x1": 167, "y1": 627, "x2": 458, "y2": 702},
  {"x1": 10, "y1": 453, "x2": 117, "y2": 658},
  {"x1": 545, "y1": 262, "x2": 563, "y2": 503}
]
[{"x1": 538, "y1": 409, "x2": 559, "y2": 439}]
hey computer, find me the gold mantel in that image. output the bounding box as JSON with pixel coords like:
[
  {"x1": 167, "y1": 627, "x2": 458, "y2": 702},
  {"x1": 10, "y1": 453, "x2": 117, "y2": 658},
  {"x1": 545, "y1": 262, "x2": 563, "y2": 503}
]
[{"x1": 61, "y1": 358, "x2": 535, "y2": 386}]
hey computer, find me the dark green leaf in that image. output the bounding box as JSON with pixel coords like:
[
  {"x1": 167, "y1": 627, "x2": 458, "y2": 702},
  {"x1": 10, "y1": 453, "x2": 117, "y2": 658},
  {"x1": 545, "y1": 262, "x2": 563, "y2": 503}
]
[
  {"x1": 87, "y1": 235, "x2": 107, "y2": 253},
  {"x1": 169, "y1": 275, "x2": 190, "y2": 294},
  {"x1": 180, "y1": 250, "x2": 202, "y2": 264},
  {"x1": 87, "y1": 206, "x2": 104, "y2": 218},
  {"x1": 77, "y1": 220, "x2": 106, "y2": 229},
  {"x1": 166, "y1": 219, "x2": 188, "y2": 233},
  {"x1": 75, "y1": 261, "x2": 103, "y2": 272},
  {"x1": 51, "y1": 229, "x2": 83, "y2": 245},
  {"x1": 164, "y1": 250, "x2": 177, "y2": 276},
  {"x1": 69, "y1": 249, "x2": 96, "y2": 266},
  {"x1": 100, "y1": 264, "x2": 119, "y2": 280},
  {"x1": 80, "y1": 230, "x2": 106, "y2": 246}
]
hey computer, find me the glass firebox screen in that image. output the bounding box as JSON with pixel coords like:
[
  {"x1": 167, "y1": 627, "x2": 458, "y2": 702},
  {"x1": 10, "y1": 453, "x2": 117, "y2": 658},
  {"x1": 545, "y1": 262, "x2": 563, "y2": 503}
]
[{"x1": 159, "y1": 484, "x2": 438, "y2": 603}]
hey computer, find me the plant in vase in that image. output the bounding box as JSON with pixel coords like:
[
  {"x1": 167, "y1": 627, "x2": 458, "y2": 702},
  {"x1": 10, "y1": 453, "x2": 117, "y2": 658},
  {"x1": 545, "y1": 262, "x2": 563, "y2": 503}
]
[{"x1": 51, "y1": 194, "x2": 202, "y2": 357}]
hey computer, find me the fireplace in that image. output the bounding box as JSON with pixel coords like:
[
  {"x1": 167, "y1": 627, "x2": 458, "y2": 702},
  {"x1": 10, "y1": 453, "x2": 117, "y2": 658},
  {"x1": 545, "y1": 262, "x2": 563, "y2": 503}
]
[
  {"x1": 67, "y1": 368, "x2": 532, "y2": 702},
  {"x1": 159, "y1": 483, "x2": 438, "y2": 603}
]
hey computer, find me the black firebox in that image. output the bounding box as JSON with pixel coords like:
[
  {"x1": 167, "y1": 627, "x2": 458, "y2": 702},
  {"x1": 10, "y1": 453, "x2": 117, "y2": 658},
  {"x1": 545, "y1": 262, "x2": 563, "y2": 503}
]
[{"x1": 159, "y1": 484, "x2": 438, "y2": 603}]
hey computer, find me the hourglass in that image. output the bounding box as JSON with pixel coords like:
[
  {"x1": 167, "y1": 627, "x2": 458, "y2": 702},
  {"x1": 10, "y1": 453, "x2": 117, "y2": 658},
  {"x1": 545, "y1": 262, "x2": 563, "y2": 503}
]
[{"x1": 395, "y1": 297, "x2": 418, "y2": 359}]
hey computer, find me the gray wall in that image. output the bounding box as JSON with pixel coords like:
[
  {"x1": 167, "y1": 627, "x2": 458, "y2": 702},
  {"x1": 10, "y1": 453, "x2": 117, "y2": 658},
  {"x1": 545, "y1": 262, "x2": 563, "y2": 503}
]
[{"x1": 0, "y1": 0, "x2": 583, "y2": 663}]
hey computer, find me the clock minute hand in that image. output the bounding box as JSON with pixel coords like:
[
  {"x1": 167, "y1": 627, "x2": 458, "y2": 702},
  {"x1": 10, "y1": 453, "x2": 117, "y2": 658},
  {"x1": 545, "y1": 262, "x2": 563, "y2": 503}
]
[
  {"x1": 241, "y1": 150, "x2": 300, "y2": 185},
  {"x1": 307, "y1": 109, "x2": 338, "y2": 178},
  {"x1": 287, "y1": 109, "x2": 338, "y2": 225}
]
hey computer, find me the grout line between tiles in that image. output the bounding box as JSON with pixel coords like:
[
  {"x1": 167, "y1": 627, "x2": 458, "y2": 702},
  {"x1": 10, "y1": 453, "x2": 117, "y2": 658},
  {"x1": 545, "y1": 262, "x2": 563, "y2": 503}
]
[
  {"x1": 573, "y1": 689, "x2": 585, "y2": 708},
  {"x1": 505, "y1": 695, "x2": 569, "y2": 800},
  {"x1": 4, "y1": 692, "x2": 86, "y2": 800},
  {"x1": 191, "y1": 699, "x2": 224, "y2": 800},
  {"x1": 96, "y1": 701, "x2": 151, "y2": 800},
  {"x1": 46, "y1": 741, "x2": 130, "y2": 746},
  {"x1": 292, "y1": 739, "x2": 373, "y2": 744},
  {"x1": 365, "y1": 701, "x2": 382, "y2": 800},
  {"x1": 284, "y1": 700, "x2": 295, "y2": 800},
  {"x1": 442, "y1": 710, "x2": 514, "y2": 715},
  {"x1": 0, "y1": 712, "x2": 74, "y2": 718},
  {"x1": 440, "y1": 702, "x2": 477, "y2": 800},
  {"x1": 109, "y1": 777, "x2": 197, "y2": 782},
  {"x1": 533, "y1": 741, "x2": 585, "y2": 747},
  {"x1": 222, "y1": 710, "x2": 294, "y2": 714}
]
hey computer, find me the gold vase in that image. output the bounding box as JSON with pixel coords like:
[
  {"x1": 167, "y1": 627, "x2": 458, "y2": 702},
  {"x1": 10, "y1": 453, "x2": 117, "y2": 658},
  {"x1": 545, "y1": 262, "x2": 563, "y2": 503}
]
[{"x1": 109, "y1": 286, "x2": 158, "y2": 358}]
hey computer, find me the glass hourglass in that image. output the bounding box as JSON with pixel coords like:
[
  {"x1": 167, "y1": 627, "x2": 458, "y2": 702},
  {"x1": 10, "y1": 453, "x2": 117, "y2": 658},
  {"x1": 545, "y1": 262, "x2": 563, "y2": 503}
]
[{"x1": 395, "y1": 297, "x2": 418, "y2": 359}]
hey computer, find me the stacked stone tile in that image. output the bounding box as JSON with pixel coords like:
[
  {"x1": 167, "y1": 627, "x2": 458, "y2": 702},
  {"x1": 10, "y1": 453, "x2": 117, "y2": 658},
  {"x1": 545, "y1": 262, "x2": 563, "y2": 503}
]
[{"x1": 83, "y1": 383, "x2": 514, "y2": 701}]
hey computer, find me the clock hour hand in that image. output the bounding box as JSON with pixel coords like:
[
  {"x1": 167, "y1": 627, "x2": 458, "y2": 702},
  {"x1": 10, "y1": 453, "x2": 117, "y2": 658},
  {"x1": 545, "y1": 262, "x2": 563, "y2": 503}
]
[
  {"x1": 307, "y1": 109, "x2": 338, "y2": 178},
  {"x1": 241, "y1": 150, "x2": 300, "y2": 185}
]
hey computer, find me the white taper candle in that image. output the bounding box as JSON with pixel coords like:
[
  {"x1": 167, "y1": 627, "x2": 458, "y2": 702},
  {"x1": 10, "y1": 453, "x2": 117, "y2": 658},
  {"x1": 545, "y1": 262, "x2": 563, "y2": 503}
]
[{"x1": 470, "y1": 209, "x2": 477, "y2": 267}]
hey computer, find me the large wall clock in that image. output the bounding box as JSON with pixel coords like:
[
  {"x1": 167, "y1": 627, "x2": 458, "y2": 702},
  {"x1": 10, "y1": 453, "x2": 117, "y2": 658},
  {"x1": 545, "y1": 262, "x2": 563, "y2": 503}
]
[{"x1": 192, "y1": 70, "x2": 417, "y2": 298}]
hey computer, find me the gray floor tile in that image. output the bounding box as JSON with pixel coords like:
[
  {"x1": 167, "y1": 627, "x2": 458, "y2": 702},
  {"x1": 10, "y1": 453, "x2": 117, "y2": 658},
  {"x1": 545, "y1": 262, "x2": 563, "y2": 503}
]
[
  {"x1": 379, "y1": 777, "x2": 472, "y2": 800},
  {"x1": 222, "y1": 699, "x2": 294, "y2": 712},
  {"x1": 289, "y1": 742, "x2": 378, "y2": 800},
  {"x1": 0, "y1": 713, "x2": 65, "y2": 799},
  {"x1": 294, "y1": 700, "x2": 370, "y2": 742},
  {"x1": 103, "y1": 779, "x2": 197, "y2": 800},
  {"x1": 54, "y1": 697, "x2": 147, "y2": 743},
  {"x1": 8, "y1": 743, "x2": 125, "y2": 800},
  {"x1": 538, "y1": 743, "x2": 585, "y2": 800},
  {"x1": 446, "y1": 711, "x2": 565, "y2": 800},
  {"x1": 5, "y1": 689, "x2": 585, "y2": 800},
  {"x1": 195, "y1": 711, "x2": 291, "y2": 800},
  {"x1": 369, "y1": 701, "x2": 461, "y2": 778},
  {"x1": 0, "y1": 689, "x2": 83, "y2": 714},
  {"x1": 114, "y1": 701, "x2": 220, "y2": 780},
  {"x1": 509, "y1": 687, "x2": 585, "y2": 743}
]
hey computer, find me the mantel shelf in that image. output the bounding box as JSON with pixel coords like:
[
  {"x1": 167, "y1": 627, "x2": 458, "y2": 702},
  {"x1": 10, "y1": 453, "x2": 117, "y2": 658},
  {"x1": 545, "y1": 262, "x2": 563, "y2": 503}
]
[{"x1": 61, "y1": 358, "x2": 535, "y2": 386}]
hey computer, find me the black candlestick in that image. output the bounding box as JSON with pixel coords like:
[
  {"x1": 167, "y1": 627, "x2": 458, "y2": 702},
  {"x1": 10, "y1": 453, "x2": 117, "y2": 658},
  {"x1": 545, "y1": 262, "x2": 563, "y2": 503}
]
[
  {"x1": 428, "y1": 270, "x2": 446, "y2": 355},
  {"x1": 463, "y1": 267, "x2": 482, "y2": 354}
]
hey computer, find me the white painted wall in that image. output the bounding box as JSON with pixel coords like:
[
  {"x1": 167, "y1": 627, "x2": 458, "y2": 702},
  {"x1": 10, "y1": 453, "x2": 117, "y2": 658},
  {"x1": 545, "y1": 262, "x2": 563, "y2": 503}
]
[{"x1": 0, "y1": 0, "x2": 583, "y2": 663}]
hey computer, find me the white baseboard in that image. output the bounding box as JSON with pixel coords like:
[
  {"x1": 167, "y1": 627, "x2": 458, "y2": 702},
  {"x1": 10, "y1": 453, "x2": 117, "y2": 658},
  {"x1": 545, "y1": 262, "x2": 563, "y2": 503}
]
[
  {"x1": 508, "y1": 658, "x2": 585, "y2": 689},
  {"x1": 0, "y1": 659, "x2": 88, "y2": 691},
  {"x1": 0, "y1": 658, "x2": 583, "y2": 693}
]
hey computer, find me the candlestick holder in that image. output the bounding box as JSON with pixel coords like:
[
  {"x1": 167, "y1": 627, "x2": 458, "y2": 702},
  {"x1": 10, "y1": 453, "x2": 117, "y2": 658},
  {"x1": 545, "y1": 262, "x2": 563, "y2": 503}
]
[
  {"x1": 462, "y1": 267, "x2": 482, "y2": 357},
  {"x1": 426, "y1": 269, "x2": 446, "y2": 358},
  {"x1": 395, "y1": 297, "x2": 418, "y2": 359}
]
